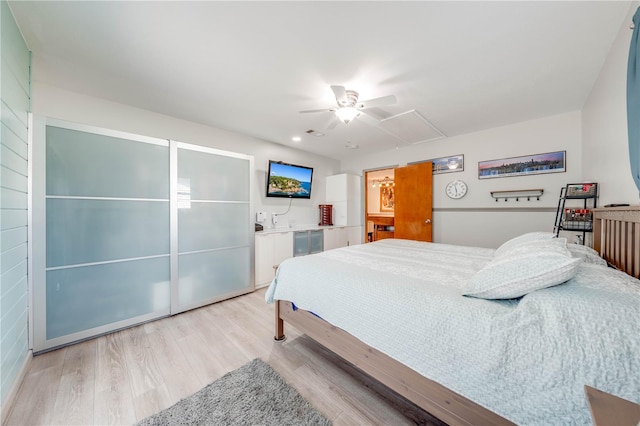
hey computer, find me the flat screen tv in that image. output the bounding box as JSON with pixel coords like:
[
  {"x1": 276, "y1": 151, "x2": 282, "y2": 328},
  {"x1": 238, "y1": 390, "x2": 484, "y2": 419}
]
[{"x1": 266, "y1": 160, "x2": 313, "y2": 199}]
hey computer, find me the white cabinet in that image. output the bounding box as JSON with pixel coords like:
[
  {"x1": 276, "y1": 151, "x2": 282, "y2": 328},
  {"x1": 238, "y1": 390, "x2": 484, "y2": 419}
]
[
  {"x1": 255, "y1": 232, "x2": 293, "y2": 288},
  {"x1": 293, "y1": 230, "x2": 324, "y2": 256},
  {"x1": 347, "y1": 225, "x2": 363, "y2": 246},
  {"x1": 326, "y1": 174, "x2": 361, "y2": 226},
  {"x1": 324, "y1": 227, "x2": 349, "y2": 251},
  {"x1": 324, "y1": 225, "x2": 364, "y2": 250},
  {"x1": 255, "y1": 225, "x2": 363, "y2": 287}
]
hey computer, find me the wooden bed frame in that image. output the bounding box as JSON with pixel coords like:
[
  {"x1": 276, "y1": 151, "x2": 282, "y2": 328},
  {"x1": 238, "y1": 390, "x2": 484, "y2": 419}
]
[
  {"x1": 593, "y1": 205, "x2": 640, "y2": 278},
  {"x1": 273, "y1": 211, "x2": 639, "y2": 425},
  {"x1": 274, "y1": 301, "x2": 514, "y2": 426}
]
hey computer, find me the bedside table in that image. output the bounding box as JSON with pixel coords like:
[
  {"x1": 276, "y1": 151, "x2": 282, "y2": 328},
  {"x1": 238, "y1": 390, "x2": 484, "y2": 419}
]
[{"x1": 585, "y1": 385, "x2": 640, "y2": 426}]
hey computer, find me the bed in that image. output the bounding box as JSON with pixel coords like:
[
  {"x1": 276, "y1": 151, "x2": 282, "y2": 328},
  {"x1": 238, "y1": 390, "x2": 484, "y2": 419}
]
[
  {"x1": 593, "y1": 205, "x2": 640, "y2": 278},
  {"x1": 266, "y1": 230, "x2": 640, "y2": 425}
]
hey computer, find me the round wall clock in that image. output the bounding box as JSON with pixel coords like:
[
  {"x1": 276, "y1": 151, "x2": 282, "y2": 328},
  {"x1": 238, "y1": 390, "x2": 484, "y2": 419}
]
[{"x1": 445, "y1": 180, "x2": 468, "y2": 199}]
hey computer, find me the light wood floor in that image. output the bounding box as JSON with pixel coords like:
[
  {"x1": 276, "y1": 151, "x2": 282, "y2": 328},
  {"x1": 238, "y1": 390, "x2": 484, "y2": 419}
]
[{"x1": 5, "y1": 288, "x2": 444, "y2": 425}]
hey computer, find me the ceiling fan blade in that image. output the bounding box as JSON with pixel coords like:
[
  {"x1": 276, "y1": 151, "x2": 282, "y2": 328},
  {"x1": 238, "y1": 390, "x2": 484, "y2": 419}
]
[
  {"x1": 358, "y1": 111, "x2": 381, "y2": 127},
  {"x1": 325, "y1": 116, "x2": 339, "y2": 131},
  {"x1": 356, "y1": 94, "x2": 397, "y2": 110},
  {"x1": 299, "y1": 108, "x2": 334, "y2": 114},
  {"x1": 330, "y1": 85, "x2": 348, "y2": 105}
]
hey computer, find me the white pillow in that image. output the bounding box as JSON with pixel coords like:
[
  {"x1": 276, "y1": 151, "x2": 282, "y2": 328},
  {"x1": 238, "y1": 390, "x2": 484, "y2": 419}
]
[
  {"x1": 496, "y1": 237, "x2": 570, "y2": 258},
  {"x1": 566, "y1": 244, "x2": 607, "y2": 267},
  {"x1": 464, "y1": 238, "x2": 580, "y2": 299},
  {"x1": 494, "y1": 232, "x2": 556, "y2": 258}
]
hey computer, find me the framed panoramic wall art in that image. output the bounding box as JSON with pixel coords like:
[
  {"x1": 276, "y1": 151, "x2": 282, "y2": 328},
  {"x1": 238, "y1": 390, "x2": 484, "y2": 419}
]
[{"x1": 478, "y1": 151, "x2": 566, "y2": 179}]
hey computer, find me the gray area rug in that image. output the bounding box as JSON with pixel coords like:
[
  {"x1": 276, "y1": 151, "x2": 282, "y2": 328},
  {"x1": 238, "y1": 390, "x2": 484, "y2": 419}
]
[{"x1": 137, "y1": 358, "x2": 331, "y2": 426}]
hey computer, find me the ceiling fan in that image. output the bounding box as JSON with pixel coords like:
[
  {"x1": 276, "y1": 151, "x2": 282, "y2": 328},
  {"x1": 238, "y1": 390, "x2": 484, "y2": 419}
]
[{"x1": 300, "y1": 85, "x2": 397, "y2": 128}]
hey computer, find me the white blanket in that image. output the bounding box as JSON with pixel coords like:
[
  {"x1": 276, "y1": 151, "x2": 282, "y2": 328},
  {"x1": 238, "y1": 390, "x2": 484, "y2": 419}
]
[{"x1": 266, "y1": 239, "x2": 640, "y2": 425}]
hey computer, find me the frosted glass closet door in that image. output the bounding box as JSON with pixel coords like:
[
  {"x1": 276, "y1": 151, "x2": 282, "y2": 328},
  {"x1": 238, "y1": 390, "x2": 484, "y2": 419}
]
[
  {"x1": 33, "y1": 121, "x2": 171, "y2": 352},
  {"x1": 174, "y1": 144, "x2": 253, "y2": 313}
]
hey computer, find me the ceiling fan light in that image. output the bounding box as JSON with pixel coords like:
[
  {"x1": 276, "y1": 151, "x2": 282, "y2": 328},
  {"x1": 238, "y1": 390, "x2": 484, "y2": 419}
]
[{"x1": 335, "y1": 107, "x2": 360, "y2": 124}]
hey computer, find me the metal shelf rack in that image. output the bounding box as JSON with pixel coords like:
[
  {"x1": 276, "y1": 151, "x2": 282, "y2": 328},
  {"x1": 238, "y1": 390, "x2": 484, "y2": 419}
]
[{"x1": 553, "y1": 183, "x2": 598, "y2": 245}]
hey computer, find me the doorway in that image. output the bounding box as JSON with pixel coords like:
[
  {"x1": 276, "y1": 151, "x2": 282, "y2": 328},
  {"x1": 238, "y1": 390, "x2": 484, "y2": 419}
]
[
  {"x1": 364, "y1": 162, "x2": 433, "y2": 243},
  {"x1": 365, "y1": 168, "x2": 396, "y2": 242}
]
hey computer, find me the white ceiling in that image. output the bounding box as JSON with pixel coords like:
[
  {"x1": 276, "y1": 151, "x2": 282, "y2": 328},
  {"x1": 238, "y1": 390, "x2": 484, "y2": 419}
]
[{"x1": 9, "y1": 1, "x2": 632, "y2": 161}]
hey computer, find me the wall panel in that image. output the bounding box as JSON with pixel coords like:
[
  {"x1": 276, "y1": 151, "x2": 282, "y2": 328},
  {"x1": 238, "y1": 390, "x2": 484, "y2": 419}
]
[
  {"x1": 1, "y1": 123, "x2": 27, "y2": 158},
  {"x1": 0, "y1": 66, "x2": 28, "y2": 126},
  {"x1": 0, "y1": 0, "x2": 30, "y2": 410}
]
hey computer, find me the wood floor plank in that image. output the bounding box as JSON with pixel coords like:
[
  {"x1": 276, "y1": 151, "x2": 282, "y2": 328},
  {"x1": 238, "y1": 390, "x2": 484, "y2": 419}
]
[
  {"x1": 188, "y1": 306, "x2": 250, "y2": 372},
  {"x1": 94, "y1": 332, "x2": 137, "y2": 425},
  {"x1": 296, "y1": 338, "x2": 406, "y2": 424},
  {"x1": 120, "y1": 324, "x2": 173, "y2": 421},
  {"x1": 6, "y1": 288, "x2": 440, "y2": 425},
  {"x1": 334, "y1": 409, "x2": 377, "y2": 426},
  {"x1": 4, "y1": 364, "x2": 62, "y2": 425},
  {"x1": 28, "y1": 346, "x2": 67, "y2": 373},
  {"x1": 201, "y1": 299, "x2": 276, "y2": 361},
  {"x1": 50, "y1": 339, "x2": 97, "y2": 425},
  {"x1": 291, "y1": 362, "x2": 354, "y2": 420},
  {"x1": 166, "y1": 326, "x2": 227, "y2": 388},
  {"x1": 142, "y1": 318, "x2": 202, "y2": 403}
]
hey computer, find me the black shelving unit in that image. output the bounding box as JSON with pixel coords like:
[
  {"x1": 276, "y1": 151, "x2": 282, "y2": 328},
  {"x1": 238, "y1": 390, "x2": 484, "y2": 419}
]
[{"x1": 553, "y1": 183, "x2": 598, "y2": 245}]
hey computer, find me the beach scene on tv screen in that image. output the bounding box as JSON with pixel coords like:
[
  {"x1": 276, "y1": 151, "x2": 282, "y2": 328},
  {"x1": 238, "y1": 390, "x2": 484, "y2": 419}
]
[{"x1": 268, "y1": 163, "x2": 312, "y2": 197}]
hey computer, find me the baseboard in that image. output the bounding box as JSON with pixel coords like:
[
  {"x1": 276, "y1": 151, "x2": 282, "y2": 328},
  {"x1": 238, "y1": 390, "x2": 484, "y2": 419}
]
[{"x1": 0, "y1": 350, "x2": 33, "y2": 424}]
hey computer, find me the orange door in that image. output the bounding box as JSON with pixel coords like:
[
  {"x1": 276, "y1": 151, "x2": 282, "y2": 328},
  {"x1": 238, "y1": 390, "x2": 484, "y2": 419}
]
[{"x1": 394, "y1": 162, "x2": 433, "y2": 242}]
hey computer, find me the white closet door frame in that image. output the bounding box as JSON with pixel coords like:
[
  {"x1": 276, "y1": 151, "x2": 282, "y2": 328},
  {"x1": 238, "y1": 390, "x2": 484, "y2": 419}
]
[
  {"x1": 170, "y1": 140, "x2": 255, "y2": 315},
  {"x1": 30, "y1": 117, "x2": 171, "y2": 353},
  {"x1": 30, "y1": 118, "x2": 255, "y2": 352}
]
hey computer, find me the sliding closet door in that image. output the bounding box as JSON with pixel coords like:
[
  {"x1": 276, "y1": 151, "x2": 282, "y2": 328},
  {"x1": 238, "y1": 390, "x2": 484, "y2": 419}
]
[
  {"x1": 32, "y1": 118, "x2": 171, "y2": 352},
  {"x1": 31, "y1": 118, "x2": 254, "y2": 352},
  {"x1": 172, "y1": 142, "x2": 253, "y2": 314}
]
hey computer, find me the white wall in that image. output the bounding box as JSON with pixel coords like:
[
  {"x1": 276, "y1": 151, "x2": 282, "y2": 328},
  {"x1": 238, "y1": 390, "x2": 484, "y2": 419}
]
[
  {"x1": 342, "y1": 111, "x2": 583, "y2": 248},
  {"x1": 582, "y1": 2, "x2": 640, "y2": 205},
  {"x1": 30, "y1": 82, "x2": 340, "y2": 229}
]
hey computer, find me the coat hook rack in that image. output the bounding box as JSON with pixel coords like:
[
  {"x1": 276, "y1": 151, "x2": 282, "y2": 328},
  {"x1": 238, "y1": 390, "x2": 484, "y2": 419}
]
[{"x1": 490, "y1": 188, "x2": 544, "y2": 202}]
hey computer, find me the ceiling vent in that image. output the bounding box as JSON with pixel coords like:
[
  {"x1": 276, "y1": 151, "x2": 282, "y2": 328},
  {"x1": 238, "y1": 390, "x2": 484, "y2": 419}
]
[
  {"x1": 378, "y1": 110, "x2": 445, "y2": 144},
  {"x1": 305, "y1": 129, "x2": 324, "y2": 137}
]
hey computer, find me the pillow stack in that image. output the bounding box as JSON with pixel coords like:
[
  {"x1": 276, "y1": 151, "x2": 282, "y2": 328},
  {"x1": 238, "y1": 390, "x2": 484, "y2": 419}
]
[{"x1": 463, "y1": 232, "x2": 581, "y2": 299}]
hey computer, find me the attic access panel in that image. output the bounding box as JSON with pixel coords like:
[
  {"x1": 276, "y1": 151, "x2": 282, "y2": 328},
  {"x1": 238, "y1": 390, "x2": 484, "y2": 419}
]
[{"x1": 379, "y1": 109, "x2": 445, "y2": 145}]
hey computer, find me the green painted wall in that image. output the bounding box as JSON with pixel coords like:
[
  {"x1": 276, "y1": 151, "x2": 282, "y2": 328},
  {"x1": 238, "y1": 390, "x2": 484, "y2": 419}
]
[{"x1": 0, "y1": 0, "x2": 30, "y2": 408}]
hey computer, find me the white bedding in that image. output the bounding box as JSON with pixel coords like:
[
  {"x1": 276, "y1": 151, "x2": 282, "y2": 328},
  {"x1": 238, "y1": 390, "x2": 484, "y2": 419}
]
[{"x1": 266, "y1": 239, "x2": 640, "y2": 425}]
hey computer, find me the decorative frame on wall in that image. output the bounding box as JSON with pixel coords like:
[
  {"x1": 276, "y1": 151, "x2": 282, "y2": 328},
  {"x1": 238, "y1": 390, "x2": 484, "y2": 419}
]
[
  {"x1": 408, "y1": 154, "x2": 464, "y2": 174},
  {"x1": 430, "y1": 154, "x2": 464, "y2": 174},
  {"x1": 380, "y1": 186, "x2": 394, "y2": 211},
  {"x1": 478, "y1": 150, "x2": 566, "y2": 179}
]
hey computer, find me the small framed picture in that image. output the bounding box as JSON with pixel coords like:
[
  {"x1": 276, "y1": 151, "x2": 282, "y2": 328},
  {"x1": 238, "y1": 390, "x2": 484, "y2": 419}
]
[
  {"x1": 408, "y1": 154, "x2": 464, "y2": 174},
  {"x1": 380, "y1": 186, "x2": 394, "y2": 211}
]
